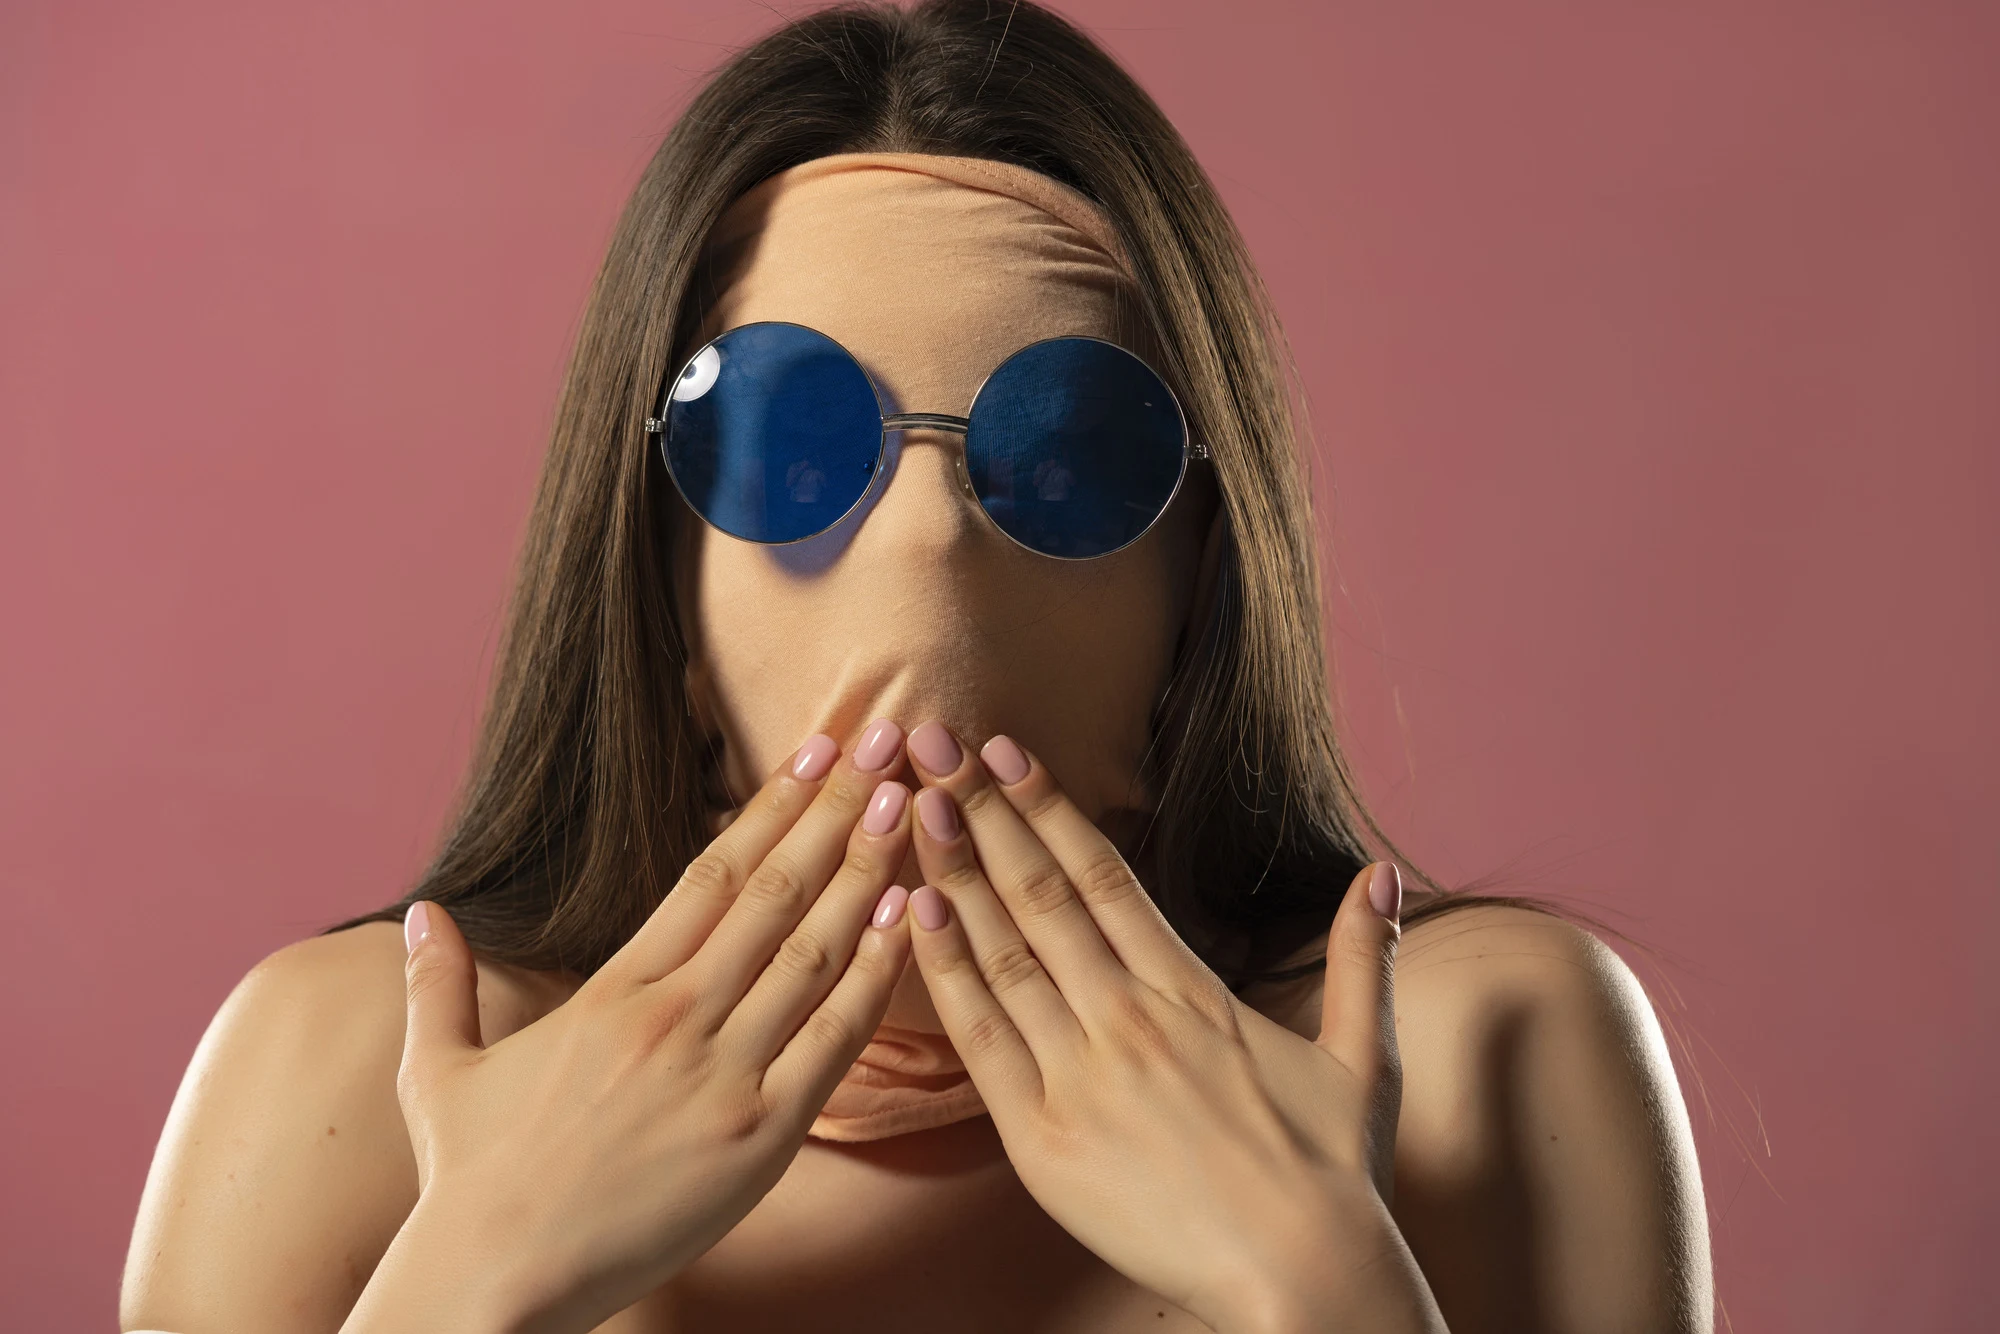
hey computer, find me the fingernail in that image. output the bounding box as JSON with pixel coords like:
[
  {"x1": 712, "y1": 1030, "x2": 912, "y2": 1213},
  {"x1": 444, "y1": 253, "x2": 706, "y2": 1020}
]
[
  {"x1": 853, "y1": 719, "x2": 904, "y2": 773},
  {"x1": 791, "y1": 734, "x2": 839, "y2": 781},
  {"x1": 980, "y1": 735, "x2": 1029, "y2": 785},
  {"x1": 911, "y1": 884, "x2": 949, "y2": 931},
  {"x1": 403, "y1": 901, "x2": 431, "y2": 954},
  {"x1": 872, "y1": 885, "x2": 910, "y2": 928},
  {"x1": 1368, "y1": 862, "x2": 1402, "y2": 920},
  {"x1": 863, "y1": 780, "x2": 909, "y2": 835},
  {"x1": 908, "y1": 721, "x2": 962, "y2": 775},
  {"x1": 916, "y1": 787, "x2": 960, "y2": 841}
]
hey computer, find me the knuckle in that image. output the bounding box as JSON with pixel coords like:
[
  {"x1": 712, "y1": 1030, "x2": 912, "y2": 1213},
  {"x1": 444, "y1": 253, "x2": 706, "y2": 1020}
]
[
  {"x1": 955, "y1": 781, "x2": 1009, "y2": 824},
  {"x1": 403, "y1": 951, "x2": 459, "y2": 1006},
  {"x1": 979, "y1": 938, "x2": 1049, "y2": 999},
  {"x1": 1070, "y1": 848, "x2": 1141, "y2": 908},
  {"x1": 961, "y1": 1008, "x2": 1019, "y2": 1060},
  {"x1": 795, "y1": 1005, "x2": 858, "y2": 1064},
  {"x1": 1180, "y1": 977, "x2": 1240, "y2": 1031},
  {"x1": 1335, "y1": 924, "x2": 1391, "y2": 981},
  {"x1": 924, "y1": 928, "x2": 982, "y2": 980},
  {"x1": 755, "y1": 776, "x2": 799, "y2": 816},
  {"x1": 739, "y1": 855, "x2": 811, "y2": 917},
  {"x1": 1009, "y1": 861, "x2": 1077, "y2": 923},
  {"x1": 1035, "y1": 1109, "x2": 1090, "y2": 1162},
  {"x1": 636, "y1": 979, "x2": 704, "y2": 1049},
  {"x1": 675, "y1": 853, "x2": 736, "y2": 905},
  {"x1": 711, "y1": 1086, "x2": 770, "y2": 1144},
  {"x1": 771, "y1": 928, "x2": 837, "y2": 987},
  {"x1": 1016, "y1": 779, "x2": 1068, "y2": 825},
  {"x1": 1106, "y1": 989, "x2": 1179, "y2": 1062},
  {"x1": 821, "y1": 765, "x2": 878, "y2": 812},
  {"x1": 847, "y1": 927, "x2": 899, "y2": 978},
  {"x1": 934, "y1": 860, "x2": 989, "y2": 895},
  {"x1": 840, "y1": 828, "x2": 896, "y2": 876},
  {"x1": 393, "y1": 1055, "x2": 424, "y2": 1109}
]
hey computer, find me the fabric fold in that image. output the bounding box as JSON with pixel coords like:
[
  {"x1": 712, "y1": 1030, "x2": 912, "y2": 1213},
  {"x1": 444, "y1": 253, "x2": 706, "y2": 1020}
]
[
  {"x1": 690, "y1": 150, "x2": 1140, "y2": 1143},
  {"x1": 809, "y1": 1023, "x2": 989, "y2": 1142}
]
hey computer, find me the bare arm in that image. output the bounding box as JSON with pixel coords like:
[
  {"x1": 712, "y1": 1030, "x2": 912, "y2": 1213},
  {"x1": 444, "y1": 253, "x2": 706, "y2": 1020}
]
[
  {"x1": 120, "y1": 922, "x2": 423, "y2": 1333},
  {"x1": 1387, "y1": 904, "x2": 1714, "y2": 1334},
  {"x1": 125, "y1": 729, "x2": 924, "y2": 1334}
]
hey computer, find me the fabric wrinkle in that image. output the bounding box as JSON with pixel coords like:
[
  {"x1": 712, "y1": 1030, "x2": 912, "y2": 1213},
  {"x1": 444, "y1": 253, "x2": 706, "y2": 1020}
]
[{"x1": 683, "y1": 150, "x2": 1147, "y2": 1143}]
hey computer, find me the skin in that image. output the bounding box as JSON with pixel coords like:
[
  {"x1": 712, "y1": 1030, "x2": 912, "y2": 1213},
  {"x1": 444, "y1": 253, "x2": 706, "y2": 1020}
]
[
  {"x1": 895, "y1": 731, "x2": 1438, "y2": 1332},
  {"x1": 119, "y1": 854, "x2": 1710, "y2": 1332},
  {"x1": 121, "y1": 227, "x2": 1713, "y2": 1329}
]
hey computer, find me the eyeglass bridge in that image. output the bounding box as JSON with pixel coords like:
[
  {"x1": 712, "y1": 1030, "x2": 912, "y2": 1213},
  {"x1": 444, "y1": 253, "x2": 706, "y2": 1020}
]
[
  {"x1": 645, "y1": 411, "x2": 1209, "y2": 460},
  {"x1": 882, "y1": 412, "x2": 971, "y2": 434}
]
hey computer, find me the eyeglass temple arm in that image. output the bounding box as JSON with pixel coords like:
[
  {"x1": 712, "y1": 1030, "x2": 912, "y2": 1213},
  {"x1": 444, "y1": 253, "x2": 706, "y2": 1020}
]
[{"x1": 645, "y1": 410, "x2": 1209, "y2": 460}]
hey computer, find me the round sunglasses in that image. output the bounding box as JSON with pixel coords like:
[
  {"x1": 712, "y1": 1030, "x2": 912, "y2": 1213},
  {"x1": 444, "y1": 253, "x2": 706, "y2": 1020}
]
[{"x1": 645, "y1": 320, "x2": 1206, "y2": 560}]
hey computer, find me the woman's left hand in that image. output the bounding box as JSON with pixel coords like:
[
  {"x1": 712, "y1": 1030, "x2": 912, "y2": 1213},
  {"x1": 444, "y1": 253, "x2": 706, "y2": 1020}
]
[{"x1": 900, "y1": 723, "x2": 1449, "y2": 1334}]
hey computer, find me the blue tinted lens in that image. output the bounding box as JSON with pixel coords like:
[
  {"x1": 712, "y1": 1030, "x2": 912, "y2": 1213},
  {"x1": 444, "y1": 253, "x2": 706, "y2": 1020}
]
[
  {"x1": 661, "y1": 322, "x2": 883, "y2": 544},
  {"x1": 964, "y1": 338, "x2": 1187, "y2": 559}
]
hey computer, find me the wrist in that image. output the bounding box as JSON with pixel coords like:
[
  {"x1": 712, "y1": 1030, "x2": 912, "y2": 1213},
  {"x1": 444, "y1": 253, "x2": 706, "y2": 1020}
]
[
  {"x1": 342, "y1": 1188, "x2": 575, "y2": 1334},
  {"x1": 1206, "y1": 1186, "x2": 1447, "y2": 1334}
]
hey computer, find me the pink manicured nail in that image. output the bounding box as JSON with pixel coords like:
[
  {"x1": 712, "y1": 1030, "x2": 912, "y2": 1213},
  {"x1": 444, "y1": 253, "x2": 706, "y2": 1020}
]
[
  {"x1": 403, "y1": 901, "x2": 431, "y2": 954},
  {"x1": 980, "y1": 735, "x2": 1030, "y2": 785},
  {"x1": 863, "y1": 780, "x2": 909, "y2": 835},
  {"x1": 1368, "y1": 862, "x2": 1402, "y2": 919},
  {"x1": 916, "y1": 787, "x2": 960, "y2": 841},
  {"x1": 908, "y1": 721, "x2": 962, "y2": 775},
  {"x1": 872, "y1": 885, "x2": 910, "y2": 928},
  {"x1": 853, "y1": 719, "x2": 904, "y2": 773},
  {"x1": 791, "y1": 734, "x2": 839, "y2": 781},
  {"x1": 911, "y1": 884, "x2": 949, "y2": 931}
]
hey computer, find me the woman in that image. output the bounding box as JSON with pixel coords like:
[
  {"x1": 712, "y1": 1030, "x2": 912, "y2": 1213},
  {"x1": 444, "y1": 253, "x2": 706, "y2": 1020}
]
[{"x1": 121, "y1": 3, "x2": 1711, "y2": 1330}]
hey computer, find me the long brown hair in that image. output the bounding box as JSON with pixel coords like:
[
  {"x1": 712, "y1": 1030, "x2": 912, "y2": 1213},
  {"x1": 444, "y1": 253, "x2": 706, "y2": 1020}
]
[{"x1": 329, "y1": 0, "x2": 1460, "y2": 987}]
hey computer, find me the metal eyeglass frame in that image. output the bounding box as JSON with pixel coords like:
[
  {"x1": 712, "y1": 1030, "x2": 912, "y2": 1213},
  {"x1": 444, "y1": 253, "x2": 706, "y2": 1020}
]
[{"x1": 644, "y1": 320, "x2": 1210, "y2": 560}]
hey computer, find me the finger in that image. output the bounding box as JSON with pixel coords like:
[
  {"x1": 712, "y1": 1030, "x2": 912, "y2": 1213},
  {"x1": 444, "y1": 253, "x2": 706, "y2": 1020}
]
[
  {"x1": 617, "y1": 720, "x2": 905, "y2": 984},
  {"x1": 904, "y1": 885, "x2": 1044, "y2": 1110},
  {"x1": 904, "y1": 722, "x2": 1122, "y2": 1002},
  {"x1": 761, "y1": 892, "x2": 914, "y2": 1120},
  {"x1": 958, "y1": 730, "x2": 1205, "y2": 991},
  {"x1": 1318, "y1": 861, "x2": 1403, "y2": 1096},
  {"x1": 608, "y1": 729, "x2": 848, "y2": 983},
  {"x1": 909, "y1": 783, "x2": 1085, "y2": 1052},
  {"x1": 400, "y1": 902, "x2": 483, "y2": 1088},
  {"x1": 721, "y1": 778, "x2": 914, "y2": 1062},
  {"x1": 689, "y1": 722, "x2": 910, "y2": 1004}
]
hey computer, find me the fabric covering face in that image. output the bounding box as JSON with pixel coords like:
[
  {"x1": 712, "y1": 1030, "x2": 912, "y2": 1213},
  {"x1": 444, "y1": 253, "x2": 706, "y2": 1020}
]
[{"x1": 676, "y1": 153, "x2": 1208, "y2": 1141}]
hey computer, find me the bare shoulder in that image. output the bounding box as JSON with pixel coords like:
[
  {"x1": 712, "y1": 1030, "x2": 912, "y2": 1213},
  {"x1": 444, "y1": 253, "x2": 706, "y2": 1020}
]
[
  {"x1": 1394, "y1": 899, "x2": 1651, "y2": 1037},
  {"x1": 122, "y1": 918, "x2": 583, "y2": 1333},
  {"x1": 1389, "y1": 902, "x2": 1714, "y2": 1334},
  {"x1": 121, "y1": 921, "x2": 420, "y2": 1332}
]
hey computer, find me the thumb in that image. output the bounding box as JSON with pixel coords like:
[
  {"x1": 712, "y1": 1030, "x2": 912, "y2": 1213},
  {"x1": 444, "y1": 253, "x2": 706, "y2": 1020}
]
[
  {"x1": 1317, "y1": 861, "x2": 1403, "y2": 1091},
  {"x1": 401, "y1": 900, "x2": 483, "y2": 1073}
]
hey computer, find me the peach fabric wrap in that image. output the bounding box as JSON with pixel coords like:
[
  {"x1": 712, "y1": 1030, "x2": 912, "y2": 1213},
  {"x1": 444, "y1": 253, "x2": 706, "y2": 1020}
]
[
  {"x1": 688, "y1": 152, "x2": 1141, "y2": 1142},
  {"x1": 686, "y1": 150, "x2": 1146, "y2": 413}
]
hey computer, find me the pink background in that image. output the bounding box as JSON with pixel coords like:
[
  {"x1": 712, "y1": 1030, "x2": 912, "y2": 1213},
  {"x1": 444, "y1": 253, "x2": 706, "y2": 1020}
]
[{"x1": 3, "y1": 2, "x2": 1994, "y2": 1328}]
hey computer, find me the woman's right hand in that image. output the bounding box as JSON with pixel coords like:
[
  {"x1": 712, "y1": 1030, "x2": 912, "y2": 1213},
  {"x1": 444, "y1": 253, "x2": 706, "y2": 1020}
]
[{"x1": 341, "y1": 722, "x2": 918, "y2": 1334}]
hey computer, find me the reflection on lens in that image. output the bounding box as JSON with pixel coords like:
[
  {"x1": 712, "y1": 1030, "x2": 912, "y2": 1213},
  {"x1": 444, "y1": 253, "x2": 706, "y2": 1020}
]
[
  {"x1": 965, "y1": 338, "x2": 1186, "y2": 559},
  {"x1": 661, "y1": 323, "x2": 882, "y2": 544},
  {"x1": 671, "y1": 344, "x2": 721, "y2": 402}
]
